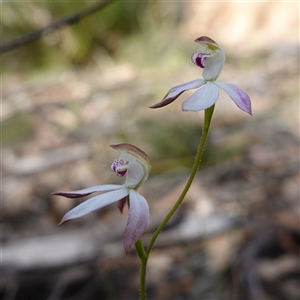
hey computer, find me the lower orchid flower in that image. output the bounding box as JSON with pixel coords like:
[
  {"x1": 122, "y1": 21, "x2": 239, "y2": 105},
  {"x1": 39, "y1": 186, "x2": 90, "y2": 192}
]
[
  {"x1": 150, "y1": 36, "x2": 252, "y2": 115},
  {"x1": 52, "y1": 143, "x2": 151, "y2": 254}
]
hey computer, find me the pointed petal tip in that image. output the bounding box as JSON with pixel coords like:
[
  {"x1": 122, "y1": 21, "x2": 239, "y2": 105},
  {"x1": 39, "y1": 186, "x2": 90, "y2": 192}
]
[
  {"x1": 124, "y1": 245, "x2": 130, "y2": 255},
  {"x1": 149, "y1": 104, "x2": 161, "y2": 109},
  {"x1": 242, "y1": 109, "x2": 252, "y2": 116},
  {"x1": 58, "y1": 218, "x2": 69, "y2": 225},
  {"x1": 240, "y1": 104, "x2": 253, "y2": 116},
  {"x1": 149, "y1": 103, "x2": 163, "y2": 109},
  {"x1": 51, "y1": 191, "x2": 93, "y2": 198},
  {"x1": 123, "y1": 237, "x2": 137, "y2": 255},
  {"x1": 239, "y1": 99, "x2": 252, "y2": 116},
  {"x1": 148, "y1": 95, "x2": 178, "y2": 109},
  {"x1": 248, "y1": 104, "x2": 253, "y2": 116}
]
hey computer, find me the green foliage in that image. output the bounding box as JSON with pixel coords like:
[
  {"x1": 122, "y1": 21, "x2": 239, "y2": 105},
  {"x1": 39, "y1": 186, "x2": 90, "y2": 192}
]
[
  {"x1": 2, "y1": 1, "x2": 163, "y2": 72},
  {"x1": 1, "y1": 113, "x2": 34, "y2": 147},
  {"x1": 128, "y1": 119, "x2": 216, "y2": 173},
  {"x1": 119, "y1": 118, "x2": 247, "y2": 174},
  {"x1": 139, "y1": 119, "x2": 201, "y2": 160}
]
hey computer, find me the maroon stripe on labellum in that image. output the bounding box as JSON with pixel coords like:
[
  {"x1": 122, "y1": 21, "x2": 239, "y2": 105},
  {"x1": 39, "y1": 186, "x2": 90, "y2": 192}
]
[
  {"x1": 196, "y1": 56, "x2": 205, "y2": 68},
  {"x1": 192, "y1": 53, "x2": 211, "y2": 69},
  {"x1": 111, "y1": 158, "x2": 129, "y2": 177},
  {"x1": 116, "y1": 169, "x2": 127, "y2": 177}
]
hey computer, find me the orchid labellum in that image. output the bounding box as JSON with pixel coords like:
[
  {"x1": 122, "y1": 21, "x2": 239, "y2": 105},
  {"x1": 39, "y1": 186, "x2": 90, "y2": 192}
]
[{"x1": 52, "y1": 144, "x2": 151, "y2": 254}]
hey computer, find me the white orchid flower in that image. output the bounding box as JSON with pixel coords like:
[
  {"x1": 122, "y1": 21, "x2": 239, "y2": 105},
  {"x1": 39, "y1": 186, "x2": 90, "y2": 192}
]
[
  {"x1": 52, "y1": 143, "x2": 151, "y2": 254},
  {"x1": 150, "y1": 36, "x2": 252, "y2": 115}
]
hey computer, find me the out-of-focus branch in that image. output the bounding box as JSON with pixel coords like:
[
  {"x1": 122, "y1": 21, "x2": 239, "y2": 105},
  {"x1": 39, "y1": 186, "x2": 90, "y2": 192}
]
[{"x1": 0, "y1": 0, "x2": 117, "y2": 54}]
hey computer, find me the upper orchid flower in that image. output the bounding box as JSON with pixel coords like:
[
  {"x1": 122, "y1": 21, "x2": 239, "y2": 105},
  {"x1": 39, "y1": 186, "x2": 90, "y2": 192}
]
[
  {"x1": 150, "y1": 36, "x2": 252, "y2": 115},
  {"x1": 52, "y1": 143, "x2": 151, "y2": 254}
]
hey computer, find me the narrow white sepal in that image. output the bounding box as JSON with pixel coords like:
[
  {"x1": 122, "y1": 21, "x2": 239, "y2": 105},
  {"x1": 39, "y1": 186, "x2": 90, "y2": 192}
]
[
  {"x1": 53, "y1": 184, "x2": 125, "y2": 198},
  {"x1": 59, "y1": 187, "x2": 129, "y2": 224}
]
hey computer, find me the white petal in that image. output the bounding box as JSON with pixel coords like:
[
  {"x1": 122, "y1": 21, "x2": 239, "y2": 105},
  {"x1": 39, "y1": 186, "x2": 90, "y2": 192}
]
[
  {"x1": 150, "y1": 79, "x2": 205, "y2": 108},
  {"x1": 123, "y1": 189, "x2": 149, "y2": 253},
  {"x1": 52, "y1": 184, "x2": 125, "y2": 198},
  {"x1": 202, "y1": 49, "x2": 225, "y2": 81},
  {"x1": 214, "y1": 82, "x2": 252, "y2": 115},
  {"x1": 125, "y1": 160, "x2": 146, "y2": 188},
  {"x1": 182, "y1": 81, "x2": 219, "y2": 111},
  {"x1": 59, "y1": 188, "x2": 129, "y2": 224}
]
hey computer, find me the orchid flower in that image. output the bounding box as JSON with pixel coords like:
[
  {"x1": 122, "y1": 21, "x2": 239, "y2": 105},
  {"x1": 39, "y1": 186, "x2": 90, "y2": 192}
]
[
  {"x1": 52, "y1": 143, "x2": 151, "y2": 254},
  {"x1": 150, "y1": 36, "x2": 252, "y2": 115}
]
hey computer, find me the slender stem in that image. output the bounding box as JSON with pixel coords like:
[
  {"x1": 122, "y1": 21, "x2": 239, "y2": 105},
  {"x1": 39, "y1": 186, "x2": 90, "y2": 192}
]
[
  {"x1": 146, "y1": 105, "x2": 215, "y2": 256},
  {"x1": 135, "y1": 239, "x2": 146, "y2": 260},
  {"x1": 135, "y1": 239, "x2": 147, "y2": 300},
  {"x1": 139, "y1": 255, "x2": 147, "y2": 300},
  {"x1": 138, "y1": 105, "x2": 215, "y2": 300}
]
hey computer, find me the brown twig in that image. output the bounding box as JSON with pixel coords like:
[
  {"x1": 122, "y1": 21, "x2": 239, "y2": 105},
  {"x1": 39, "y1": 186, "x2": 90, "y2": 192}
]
[{"x1": 0, "y1": 0, "x2": 117, "y2": 54}]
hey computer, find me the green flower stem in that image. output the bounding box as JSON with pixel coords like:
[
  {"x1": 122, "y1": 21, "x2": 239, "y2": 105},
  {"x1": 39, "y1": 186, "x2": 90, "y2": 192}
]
[
  {"x1": 135, "y1": 239, "x2": 147, "y2": 300},
  {"x1": 135, "y1": 238, "x2": 146, "y2": 260},
  {"x1": 138, "y1": 105, "x2": 215, "y2": 300},
  {"x1": 146, "y1": 104, "x2": 214, "y2": 255},
  {"x1": 139, "y1": 253, "x2": 147, "y2": 300}
]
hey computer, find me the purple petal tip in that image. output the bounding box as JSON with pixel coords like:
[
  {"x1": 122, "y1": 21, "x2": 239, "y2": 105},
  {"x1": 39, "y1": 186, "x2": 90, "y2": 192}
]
[
  {"x1": 58, "y1": 219, "x2": 70, "y2": 225},
  {"x1": 52, "y1": 191, "x2": 93, "y2": 198},
  {"x1": 149, "y1": 95, "x2": 178, "y2": 109}
]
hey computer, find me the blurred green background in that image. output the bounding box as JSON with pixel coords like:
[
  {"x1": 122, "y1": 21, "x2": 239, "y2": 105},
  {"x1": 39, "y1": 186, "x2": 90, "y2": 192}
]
[
  {"x1": 1, "y1": 1, "x2": 299, "y2": 300},
  {"x1": 2, "y1": 1, "x2": 185, "y2": 72}
]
